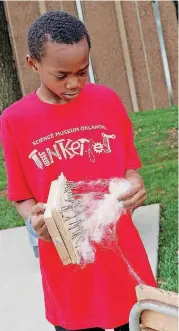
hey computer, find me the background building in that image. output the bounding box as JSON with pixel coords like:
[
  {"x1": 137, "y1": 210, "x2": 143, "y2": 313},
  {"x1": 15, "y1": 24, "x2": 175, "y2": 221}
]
[{"x1": 0, "y1": 0, "x2": 178, "y2": 112}]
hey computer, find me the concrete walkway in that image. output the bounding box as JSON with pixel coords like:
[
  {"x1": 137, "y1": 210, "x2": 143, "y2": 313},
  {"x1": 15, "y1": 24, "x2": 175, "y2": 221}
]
[
  {"x1": 133, "y1": 203, "x2": 160, "y2": 278},
  {"x1": 0, "y1": 204, "x2": 160, "y2": 331},
  {"x1": 0, "y1": 227, "x2": 53, "y2": 331}
]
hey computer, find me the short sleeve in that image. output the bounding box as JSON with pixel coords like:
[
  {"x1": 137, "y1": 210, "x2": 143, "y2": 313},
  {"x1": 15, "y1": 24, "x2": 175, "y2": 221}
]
[
  {"x1": 0, "y1": 114, "x2": 34, "y2": 201},
  {"x1": 112, "y1": 91, "x2": 142, "y2": 170}
]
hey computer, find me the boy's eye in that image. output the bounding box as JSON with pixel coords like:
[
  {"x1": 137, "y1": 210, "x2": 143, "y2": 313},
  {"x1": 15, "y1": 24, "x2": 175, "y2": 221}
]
[
  {"x1": 78, "y1": 70, "x2": 88, "y2": 76},
  {"x1": 54, "y1": 70, "x2": 88, "y2": 80},
  {"x1": 55, "y1": 75, "x2": 66, "y2": 80}
]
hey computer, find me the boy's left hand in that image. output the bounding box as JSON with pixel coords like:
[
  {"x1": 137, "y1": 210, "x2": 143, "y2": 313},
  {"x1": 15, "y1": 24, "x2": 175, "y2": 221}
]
[{"x1": 120, "y1": 169, "x2": 146, "y2": 210}]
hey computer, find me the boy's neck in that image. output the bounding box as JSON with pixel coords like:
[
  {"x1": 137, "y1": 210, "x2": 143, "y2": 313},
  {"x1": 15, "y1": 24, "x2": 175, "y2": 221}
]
[{"x1": 36, "y1": 85, "x2": 67, "y2": 105}]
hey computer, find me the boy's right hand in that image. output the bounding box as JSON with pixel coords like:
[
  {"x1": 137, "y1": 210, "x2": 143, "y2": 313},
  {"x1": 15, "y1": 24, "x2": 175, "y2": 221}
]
[{"x1": 31, "y1": 203, "x2": 52, "y2": 242}]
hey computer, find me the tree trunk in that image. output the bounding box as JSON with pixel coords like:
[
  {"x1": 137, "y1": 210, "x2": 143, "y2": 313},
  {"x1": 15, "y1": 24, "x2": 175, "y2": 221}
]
[
  {"x1": 0, "y1": 1, "x2": 21, "y2": 113},
  {"x1": 173, "y1": 1, "x2": 178, "y2": 20}
]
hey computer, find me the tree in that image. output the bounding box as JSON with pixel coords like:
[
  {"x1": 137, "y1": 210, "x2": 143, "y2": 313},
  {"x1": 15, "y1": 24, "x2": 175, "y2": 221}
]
[
  {"x1": 173, "y1": 1, "x2": 178, "y2": 20},
  {"x1": 0, "y1": 1, "x2": 21, "y2": 113}
]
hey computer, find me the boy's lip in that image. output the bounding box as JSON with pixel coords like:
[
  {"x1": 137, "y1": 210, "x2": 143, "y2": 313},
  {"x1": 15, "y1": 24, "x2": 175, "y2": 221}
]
[{"x1": 63, "y1": 91, "x2": 80, "y2": 99}]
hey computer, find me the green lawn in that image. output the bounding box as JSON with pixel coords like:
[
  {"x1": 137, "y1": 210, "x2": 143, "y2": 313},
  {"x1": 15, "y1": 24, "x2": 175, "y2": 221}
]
[
  {"x1": 130, "y1": 107, "x2": 178, "y2": 291},
  {"x1": 0, "y1": 107, "x2": 178, "y2": 291},
  {"x1": 0, "y1": 144, "x2": 7, "y2": 191}
]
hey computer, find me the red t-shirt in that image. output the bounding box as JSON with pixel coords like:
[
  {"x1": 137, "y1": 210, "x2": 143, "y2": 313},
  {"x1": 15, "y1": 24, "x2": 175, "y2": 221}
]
[{"x1": 0, "y1": 84, "x2": 156, "y2": 329}]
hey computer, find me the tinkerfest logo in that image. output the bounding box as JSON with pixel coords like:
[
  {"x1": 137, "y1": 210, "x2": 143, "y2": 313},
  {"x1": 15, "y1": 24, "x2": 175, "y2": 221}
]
[{"x1": 29, "y1": 133, "x2": 116, "y2": 169}]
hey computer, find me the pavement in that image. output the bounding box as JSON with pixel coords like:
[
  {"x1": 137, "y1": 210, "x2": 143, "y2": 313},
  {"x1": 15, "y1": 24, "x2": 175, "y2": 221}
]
[
  {"x1": 0, "y1": 204, "x2": 160, "y2": 331},
  {"x1": 132, "y1": 204, "x2": 160, "y2": 278}
]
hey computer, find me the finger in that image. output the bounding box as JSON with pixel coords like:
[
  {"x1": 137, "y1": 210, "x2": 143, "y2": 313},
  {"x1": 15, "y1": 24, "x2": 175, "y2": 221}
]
[
  {"x1": 42, "y1": 234, "x2": 52, "y2": 242},
  {"x1": 130, "y1": 197, "x2": 146, "y2": 210},
  {"x1": 134, "y1": 190, "x2": 147, "y2": 208},
  {"x1": 119, "y1": 185, "x2": 141, "y2": 201},
  {"x1": 126, "y1": 195, "x2": 146, "y2": 210},
  {"x1": 38, "y1": 224, "x2": 52, "y2": 242},
  {"x1": 31, "y1": 203, "x2": 46, "y2": 216},
  {"x1": 38, "y1": 224, "x2": 51, "y2": 237},
  {"x1": 31, "y1": 214, "x2": 45, "y2": 231},
  {"x1": 123, "y1": 190, "x2": 146, "y2": 209},
  {"x1": 35, "y1": 222, "x2": 47, "y2": 236}
]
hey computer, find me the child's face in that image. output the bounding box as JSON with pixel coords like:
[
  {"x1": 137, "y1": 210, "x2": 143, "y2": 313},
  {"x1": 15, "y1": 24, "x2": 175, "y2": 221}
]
[{"x1": 26, "y1": 38, "x2": 90, "y2": 104}]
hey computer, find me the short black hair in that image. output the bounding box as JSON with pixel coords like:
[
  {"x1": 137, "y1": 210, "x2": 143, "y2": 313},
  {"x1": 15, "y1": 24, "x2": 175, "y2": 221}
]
[{"x1": 27, "y1": 11, "x2": 91, "y2": 61}]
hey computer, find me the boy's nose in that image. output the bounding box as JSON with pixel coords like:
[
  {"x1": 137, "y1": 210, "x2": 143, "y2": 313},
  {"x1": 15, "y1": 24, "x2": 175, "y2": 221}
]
[{"x1": 66, "y1": 77, "x2": 80, "y2": 90}]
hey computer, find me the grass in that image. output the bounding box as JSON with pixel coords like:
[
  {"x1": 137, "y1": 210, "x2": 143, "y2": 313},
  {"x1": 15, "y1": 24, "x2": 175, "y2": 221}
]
[
  {"x1": 0, "y1": 146, "x2": 24, "y2": 228},
  {"x1": 0, "y1": 106, "x2": 178, "y2": 291},
  {"x1": 130, "y1": 107, "x2": 178, "y2": 292},
  {"x1": 0, "y1": 195, "x2": 24, "y2": 229},
  {"x1": 0, "y1": 145, "x2": 7, "y2": 190}
]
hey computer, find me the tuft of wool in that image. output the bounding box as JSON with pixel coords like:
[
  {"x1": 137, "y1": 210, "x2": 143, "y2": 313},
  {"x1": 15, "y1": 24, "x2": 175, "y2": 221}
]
[{"x1": 73, "y1": 178, "x2": 131, "y2": 264}]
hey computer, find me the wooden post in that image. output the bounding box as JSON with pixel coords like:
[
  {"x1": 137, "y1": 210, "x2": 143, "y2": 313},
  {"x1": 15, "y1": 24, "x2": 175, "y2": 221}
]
[
  {"x1": 114, "y1": 1, "x2": 139, "y2": 112},
  {"x1": 38, "y1": 0, "x2": 47, "y2": 15}
]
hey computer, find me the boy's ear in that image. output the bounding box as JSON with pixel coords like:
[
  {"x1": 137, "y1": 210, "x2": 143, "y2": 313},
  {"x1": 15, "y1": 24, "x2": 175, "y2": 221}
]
[{"x1": 26, "y1": 54, "x2": 39, "y2": 73}]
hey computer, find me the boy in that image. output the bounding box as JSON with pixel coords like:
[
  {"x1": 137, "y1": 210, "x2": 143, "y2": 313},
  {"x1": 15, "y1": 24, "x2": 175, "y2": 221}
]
[{"x1": 0, "y1": 11, "x2": 156, "y2": 331}]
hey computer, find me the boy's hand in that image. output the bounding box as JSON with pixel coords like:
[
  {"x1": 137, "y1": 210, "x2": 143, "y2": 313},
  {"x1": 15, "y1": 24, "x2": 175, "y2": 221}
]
[
  {"x1": 31, "y1": 203, "x2": 52, "y2": 242},
  {"x1": 120, "y1": 169, "x2": 146, "y2": 210}
]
